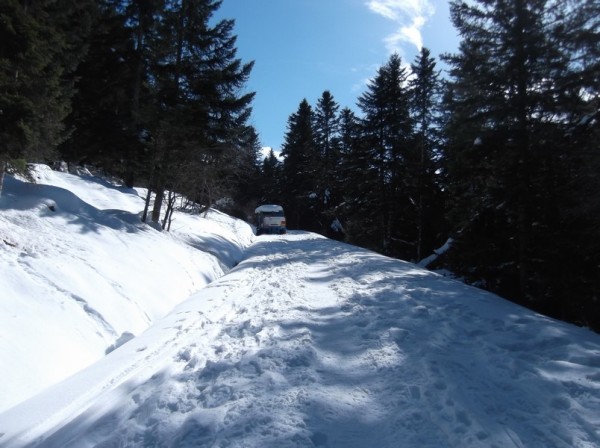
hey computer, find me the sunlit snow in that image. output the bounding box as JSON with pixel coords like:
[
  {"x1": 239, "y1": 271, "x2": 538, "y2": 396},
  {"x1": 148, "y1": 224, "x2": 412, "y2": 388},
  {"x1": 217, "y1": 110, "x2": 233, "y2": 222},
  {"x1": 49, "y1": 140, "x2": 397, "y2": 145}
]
[{"x1": 1, "y1": 166, "x2": 599, "y2": 447}]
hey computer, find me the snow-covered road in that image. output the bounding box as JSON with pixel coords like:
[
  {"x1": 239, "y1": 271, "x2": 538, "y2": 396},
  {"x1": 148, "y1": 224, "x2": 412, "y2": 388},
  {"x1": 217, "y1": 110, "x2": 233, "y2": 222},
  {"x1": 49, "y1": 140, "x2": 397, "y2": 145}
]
[{"x1": 2, "y1": 232, "x2": 599, "y2": 447}]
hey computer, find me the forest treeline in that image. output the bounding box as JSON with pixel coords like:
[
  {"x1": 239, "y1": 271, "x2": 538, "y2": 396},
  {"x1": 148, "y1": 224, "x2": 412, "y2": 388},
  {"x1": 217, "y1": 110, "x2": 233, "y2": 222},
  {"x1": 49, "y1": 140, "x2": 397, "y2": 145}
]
[
  {"x1": 1, "y1": 0, "x2": 260, "y2": 228},
  {"x1": 1, "y1": 0, "x2": 598, "y2": 330}
]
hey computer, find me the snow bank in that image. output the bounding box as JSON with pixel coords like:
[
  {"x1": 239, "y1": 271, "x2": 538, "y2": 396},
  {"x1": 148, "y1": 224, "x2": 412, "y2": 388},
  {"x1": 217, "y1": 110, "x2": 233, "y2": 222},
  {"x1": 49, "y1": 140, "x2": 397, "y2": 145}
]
[{"x1": 0, "y1": 165, "x2": 254, "y2": 412}]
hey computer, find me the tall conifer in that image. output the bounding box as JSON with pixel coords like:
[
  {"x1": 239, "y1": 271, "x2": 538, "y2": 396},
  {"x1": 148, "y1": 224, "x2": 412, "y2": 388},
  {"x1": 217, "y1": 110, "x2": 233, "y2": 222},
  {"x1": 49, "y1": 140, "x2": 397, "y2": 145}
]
[
  {"x1": 313, "y1": 91, "x2": 341, "y2": 234},
  {"x1": 444, "y1": 0, "x2": 599, "y2": 327},
  {"x1": 0, "y1": 0, "x2": 94, "y2": 194},
  {"x1": 409, "y1": 48, "x2": 443, "y2": 261},
  {"x1": 357, "y1": 53, "x2": 413, "y2": 255},
  {"x1": 146, "y1": 0, "x2": 255, "y2": 225},
  {"x1": 280, "y1": 99, "x2": 317, "y2": 230}
]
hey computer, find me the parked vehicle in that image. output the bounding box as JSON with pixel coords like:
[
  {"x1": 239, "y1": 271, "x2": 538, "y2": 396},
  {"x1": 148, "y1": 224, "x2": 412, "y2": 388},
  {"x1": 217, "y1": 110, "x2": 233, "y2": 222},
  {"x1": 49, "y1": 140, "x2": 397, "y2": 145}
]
[{"x1": 255, "y1": 204, "x2": 286, "y2": 235}]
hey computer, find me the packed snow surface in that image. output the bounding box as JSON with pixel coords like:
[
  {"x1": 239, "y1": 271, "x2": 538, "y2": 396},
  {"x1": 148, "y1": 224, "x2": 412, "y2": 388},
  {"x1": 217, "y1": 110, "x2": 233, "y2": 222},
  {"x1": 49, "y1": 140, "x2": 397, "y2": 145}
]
[{"x1": 1, "y1": 167, "x2": 600, "y2": 447}]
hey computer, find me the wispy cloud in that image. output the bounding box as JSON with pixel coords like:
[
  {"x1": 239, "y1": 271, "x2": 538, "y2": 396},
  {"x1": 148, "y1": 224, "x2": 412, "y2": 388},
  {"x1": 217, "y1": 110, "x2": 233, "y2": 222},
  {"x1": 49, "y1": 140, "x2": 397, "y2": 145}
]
[{"x1": 367, "y1": 0, "x2": 434, "y2": 54}]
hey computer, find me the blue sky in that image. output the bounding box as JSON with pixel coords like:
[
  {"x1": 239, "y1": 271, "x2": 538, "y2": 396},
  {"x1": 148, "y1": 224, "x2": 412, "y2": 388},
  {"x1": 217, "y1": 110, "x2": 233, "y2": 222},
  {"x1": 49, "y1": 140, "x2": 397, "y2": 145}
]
[{"x1": 213, "y1": 0, "x2": 460, "y2": 153}]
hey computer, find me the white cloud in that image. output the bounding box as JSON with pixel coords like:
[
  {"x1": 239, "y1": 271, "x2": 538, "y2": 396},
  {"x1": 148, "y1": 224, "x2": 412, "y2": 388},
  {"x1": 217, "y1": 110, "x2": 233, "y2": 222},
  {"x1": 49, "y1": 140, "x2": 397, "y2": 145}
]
[
  {"x1": 261, "y1": 146, "x2": 282, "y2": 161},
  {"x1": 260, "y1": 146, "x2": 273, "y2": 158},
  {"x1": 367, "y1": 0, "x2": 401, "y2": 21},
  {"x1": 367, "y1": 0, "x2": 434, "y2": 54}
]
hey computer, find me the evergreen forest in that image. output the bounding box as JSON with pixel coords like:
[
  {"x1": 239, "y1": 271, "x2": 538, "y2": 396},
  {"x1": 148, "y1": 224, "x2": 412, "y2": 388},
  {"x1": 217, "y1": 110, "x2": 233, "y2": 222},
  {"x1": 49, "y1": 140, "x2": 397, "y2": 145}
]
[{"x1": 1, "y1": 0, "x2": 598, "y2": 331}]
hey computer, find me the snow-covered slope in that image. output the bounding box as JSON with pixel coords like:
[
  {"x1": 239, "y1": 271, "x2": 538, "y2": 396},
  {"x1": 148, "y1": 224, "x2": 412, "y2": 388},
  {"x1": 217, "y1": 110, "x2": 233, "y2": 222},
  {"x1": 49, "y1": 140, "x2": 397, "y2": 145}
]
[
  {"x1": 1, "y1": 167, "x2": 600, "y2": 447},
  {"x1": 0, "y1": 166, "x2": 254, "y2": 413}
]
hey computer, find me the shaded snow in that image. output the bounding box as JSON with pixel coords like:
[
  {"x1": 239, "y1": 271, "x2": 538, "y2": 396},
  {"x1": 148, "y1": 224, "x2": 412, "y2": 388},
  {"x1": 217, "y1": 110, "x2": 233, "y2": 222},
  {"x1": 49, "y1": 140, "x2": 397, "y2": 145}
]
[{"x1": 1, "y1": 167, "x2": 600, "y2": 447}]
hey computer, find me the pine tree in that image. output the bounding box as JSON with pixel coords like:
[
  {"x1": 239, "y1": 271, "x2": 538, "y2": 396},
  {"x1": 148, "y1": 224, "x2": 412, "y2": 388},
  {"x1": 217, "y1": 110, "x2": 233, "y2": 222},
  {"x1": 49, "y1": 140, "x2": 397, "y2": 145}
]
[
  {"x1": 60, "y1": 1, "x2": 141, "y2": 179},
  {"x1": 280, "y1": 99, "x2": 317, "y2": 230},
  {"x1": 443, "y1": 0, "x2": 600, "y2": 327},
  {"x1": 357, "y1": 53, "x2": 413, "y2": 256},
  {"x1": 338, "y1": 107, "x2": 378, "y2": 247},
  {"x1": 0, "y1": 0, "x2": 95, "y2": 195},
  {"x1": 313, "y1": 91, "x2": 341, "y2": 234},
  {"x1": 444, "y1": 0, "x2": 546, "y2": 301},
  {"x1": 260, "y1": 149, "x2": 283, "y2": 205},
  {"x1": 229, "y1": 125, "x2": 263, "y2": 218},
  {"x1": 549, "y1": 0, "x2": 600, "y2": 327},
  {"x1": 145, "y1": 0, "x2": 255, "y2": 226},
  {"x1": 409, "y1": 47, "x2": 444, "y2": 261}
]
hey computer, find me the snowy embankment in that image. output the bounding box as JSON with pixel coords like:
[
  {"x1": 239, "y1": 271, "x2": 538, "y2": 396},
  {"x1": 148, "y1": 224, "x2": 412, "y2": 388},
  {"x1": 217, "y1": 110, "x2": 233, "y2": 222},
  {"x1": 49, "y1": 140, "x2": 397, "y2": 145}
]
[
  {"x1": 0, "y1": 165, "x2": 254, "y2": 414},
  {"x1": 1, "y1": 167, "x2": 600, "y2": 448}
]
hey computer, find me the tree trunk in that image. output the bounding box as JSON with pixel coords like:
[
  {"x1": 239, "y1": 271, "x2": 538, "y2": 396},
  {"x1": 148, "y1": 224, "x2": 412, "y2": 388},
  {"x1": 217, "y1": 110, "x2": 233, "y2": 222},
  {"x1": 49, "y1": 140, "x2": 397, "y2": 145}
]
[
  {"x1": 150, "y1": 1, "x2": 186, "y2": 227},
  {"x1": 0, "y1": 160, "x2": 6, "y2": 197},
  {"x1": 514, "y1": 0, "x2": 532, "y2": 302},
  {"x1": 162, "y1": 189, "x2": 176, "y2": 230},
  {"x1": 141, "y1": 186, "x2": 152, "y2": 222},
  {"x1": 416, "y1": 132, "x2": 426, "y2": 262},
  {"x1": 126, "y1": 1, "x2": 147, "y2": 189},
  {"x1": 151, "y1": 185, "x2": 164, "y2": 224}
]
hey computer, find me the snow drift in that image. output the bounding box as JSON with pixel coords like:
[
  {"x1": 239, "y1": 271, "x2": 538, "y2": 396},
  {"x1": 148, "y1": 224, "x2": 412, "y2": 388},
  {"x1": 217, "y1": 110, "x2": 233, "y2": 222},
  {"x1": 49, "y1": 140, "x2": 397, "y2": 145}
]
[{"x1": 0, "y1": 165, "x2": 253, "y2": 413}]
